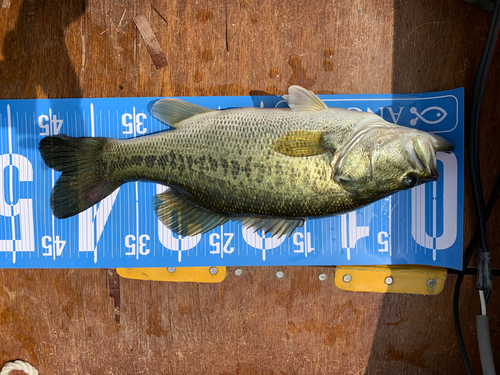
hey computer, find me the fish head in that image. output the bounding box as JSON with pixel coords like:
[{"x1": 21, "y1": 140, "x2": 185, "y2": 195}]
[{"x1": 332, "y1": 121, "x2": 454, "y2": 201}]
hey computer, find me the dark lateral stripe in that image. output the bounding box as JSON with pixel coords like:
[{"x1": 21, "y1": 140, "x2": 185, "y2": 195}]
[{"x1": 145, "y1": 155, "x2": 157, "y2": 168}]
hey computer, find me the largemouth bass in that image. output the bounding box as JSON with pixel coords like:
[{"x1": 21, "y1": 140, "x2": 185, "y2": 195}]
[{"x1": 39, "y1": 86, "x2": 454, "y2": 238}]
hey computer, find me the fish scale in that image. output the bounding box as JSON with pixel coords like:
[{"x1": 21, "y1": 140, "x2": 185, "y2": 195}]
[{"x1": 38, "y1": 86, "x2": 454, "y2": 238}]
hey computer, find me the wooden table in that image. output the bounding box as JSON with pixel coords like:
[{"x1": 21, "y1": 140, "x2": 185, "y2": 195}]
[{"x1": 0, "y1": 0, "x2": 499, "y2": 373}]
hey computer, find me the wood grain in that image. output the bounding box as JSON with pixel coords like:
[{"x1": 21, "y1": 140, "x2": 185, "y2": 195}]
[{"x1": 0, "y1": 0, "x2": 499, "y2": 373}]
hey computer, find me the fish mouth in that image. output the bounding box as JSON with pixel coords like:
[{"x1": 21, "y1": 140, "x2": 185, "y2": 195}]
[
  {"x1": 412, "y1": 134, "x2": 454, "y2": 181},
  {"x1": 430, "y1": 133, "x2": 454, "y2": 153},
  {"x1": 419, "y1": 174, "x2": 439, "y2": 185}
]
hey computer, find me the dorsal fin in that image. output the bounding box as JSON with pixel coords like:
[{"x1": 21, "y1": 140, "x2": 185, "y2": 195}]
[
  {"x1": 282, "y1": 86, "x2": 328, "y2": 112},
  {"x1": 151, "y1": 98, "x2": 214, "y2": 127}
]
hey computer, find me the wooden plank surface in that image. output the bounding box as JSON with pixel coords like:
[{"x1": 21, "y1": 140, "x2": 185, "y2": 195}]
[{"x1": 0, "y1": 0, "x2": 499, "y2": 373}]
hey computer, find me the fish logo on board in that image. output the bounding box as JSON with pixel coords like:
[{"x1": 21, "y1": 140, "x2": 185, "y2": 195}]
[{"x1": 410, "y1": 106, "x2": 448, "y2": 126}]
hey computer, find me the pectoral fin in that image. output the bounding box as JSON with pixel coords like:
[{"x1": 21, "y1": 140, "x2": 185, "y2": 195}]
[
  {"x1": 273, "y1": 130, "x2": 335, "y2": 157},
  {"x1": 239, "y1": 216, "x2": 304, "y2": 238},
  {"x1": 151, "y1": 98, "x2": 214, "y2": 127},
  {"x1": 154, "y1": 188, "x2": 229, "y2": 236},
  {"x1": 283, "y1": 86, "x2": 328, "y2": 112}
]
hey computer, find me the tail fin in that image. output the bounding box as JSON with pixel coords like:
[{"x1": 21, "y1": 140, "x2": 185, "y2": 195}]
[{"x1": 38, "y1": 135, "x2": 118, "y2": 219}]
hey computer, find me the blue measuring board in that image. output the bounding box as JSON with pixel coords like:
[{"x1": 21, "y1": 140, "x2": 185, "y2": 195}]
[{"x1": 0, "y1": 89, "x2": 464, "y2": 269}]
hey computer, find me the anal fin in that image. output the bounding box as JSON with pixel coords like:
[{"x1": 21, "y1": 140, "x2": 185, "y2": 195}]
[
  {"x1": 239, "y1": 216, "x2": 304, "y2": 238},
  {"x1": 154, "y1": 188, "x2": 230, "y2": 236}
]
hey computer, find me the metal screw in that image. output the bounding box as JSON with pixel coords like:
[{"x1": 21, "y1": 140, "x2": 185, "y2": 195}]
[
  {"x1": 385, "y1": 276, "x2": 394, "y2": 285},
  {"x1": 209, "y1": 267, "x2": 218, "y2": 275},
  {"x1": 276, "y1": 270, "x2": 284, "y2": 279},
  {"x1": 318, "y1": 273, "x2": 327, "y2": 281},
  {"x1": 234, "y1": 268, "x2": 243, "y2": 277},
  {"x1": 342, "y1": 274, "x2": 352, "y2": 283},
  {"x1": 427, "y1": 279, "x2": 436, "y2": 287},
  {"x1": 167, "y1": 267, "x2": 176, "y2": 273}
]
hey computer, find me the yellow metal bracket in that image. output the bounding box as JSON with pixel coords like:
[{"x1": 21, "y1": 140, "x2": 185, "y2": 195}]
[
  {"x1": 334, "y1": 265, "x2": 447, "y2": 295},
  {"x1": 117, "y1": 267, "x2": 226, "y2": 283}
]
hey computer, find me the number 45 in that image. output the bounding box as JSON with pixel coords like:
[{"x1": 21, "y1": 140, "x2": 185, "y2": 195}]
[{"x1": 42, "y1": 235, "x2": 66, "y2": 258}]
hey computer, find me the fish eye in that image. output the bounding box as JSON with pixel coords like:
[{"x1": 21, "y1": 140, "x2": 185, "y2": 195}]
[{"x1": 403, "y1": 174, "x2": 418, "y2": 188}]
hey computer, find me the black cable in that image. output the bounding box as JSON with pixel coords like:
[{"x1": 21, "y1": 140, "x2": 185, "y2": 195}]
[
  {"x1": 468, "y1": 0, "x2": 500, "y2": 308},
  {"x1": 454, "y1": 170, "x2": 500, "y2": 374},
  {"x1": 469, "y1": 0, "x2": 500, "y2": 259},
  {"x1": 455, "y1": 1, "x2": 500, "y2": 372},
  {"x1": 449, "y1": 267, "x2": 500, "y2": 276},
  {"x1": 454, "y1": 248, "x2": 476, "y2": 375},
  {"x1": 478, "y1": 0, "x2": 500, "y2": 302}
]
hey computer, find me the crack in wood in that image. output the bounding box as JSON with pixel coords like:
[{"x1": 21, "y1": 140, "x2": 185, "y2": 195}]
[
  {"x1": 225, "y1": 0, "x2": 229, "y2": 52},
  {"x1": 151, "y1": 5, "x2": 168, "y2": 25}
]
